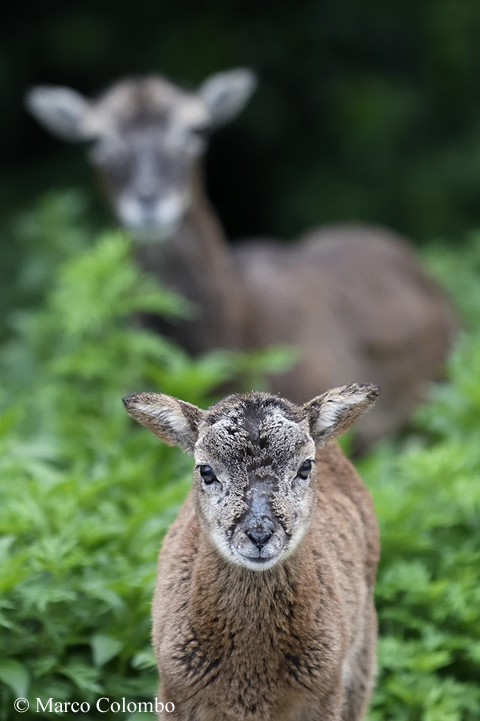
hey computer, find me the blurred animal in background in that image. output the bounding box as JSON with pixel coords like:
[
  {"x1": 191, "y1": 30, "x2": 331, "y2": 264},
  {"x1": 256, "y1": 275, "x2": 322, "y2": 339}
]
[{"x1": 26, "y1": 69, "x2": 458, "y2": 451}]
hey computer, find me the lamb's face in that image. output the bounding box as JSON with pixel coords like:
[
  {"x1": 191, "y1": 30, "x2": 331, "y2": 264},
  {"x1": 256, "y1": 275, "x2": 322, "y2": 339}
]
[
  {"x1": 193, "y1": 396, "x2": 316, "y2": 571},
  {"x1": 122, "y1": 385, "x2": 379, "y2": 571}
]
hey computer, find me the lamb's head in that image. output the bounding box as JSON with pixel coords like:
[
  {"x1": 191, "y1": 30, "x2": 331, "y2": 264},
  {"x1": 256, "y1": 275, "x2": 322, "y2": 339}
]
[
  {"x1": 25, "y1": 69, "x2": 256, "y2": 242},
  {"x1": 123, "y1": 384, "x2": 379, "y2": 571}
]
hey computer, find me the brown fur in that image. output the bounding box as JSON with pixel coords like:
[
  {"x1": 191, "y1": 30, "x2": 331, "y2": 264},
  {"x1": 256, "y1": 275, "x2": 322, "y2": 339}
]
[
  {"x1": 27, "y1": 73, "x2": 458, "y2": 450},
  {"x1": 123, "y1": 384, "x2": 381, "y2": 720}
]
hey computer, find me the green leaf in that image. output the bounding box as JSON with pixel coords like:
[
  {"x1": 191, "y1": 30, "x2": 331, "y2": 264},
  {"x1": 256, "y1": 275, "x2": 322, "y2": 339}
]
[
  {"x1": 91, "y1": 634, "x2": 124, "y2": 667},
  {"x1": 0, "y1": 659, "x2": 30, "y2": 698},
  {"x1": 131, "y1": 650, "x2": 157, "y2": 670},
  {"x1": 60, "y1": 661, "x2": 101, "y2": 693}
]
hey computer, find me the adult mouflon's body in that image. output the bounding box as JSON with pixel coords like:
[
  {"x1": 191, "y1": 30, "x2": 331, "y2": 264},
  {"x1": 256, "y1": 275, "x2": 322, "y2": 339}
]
[
  {"x1": 124, "y1": 384, "x2": 381, "y2": 720},
  {"x1": 27, "y1": 71, "x2": 458, "y2": 450}
]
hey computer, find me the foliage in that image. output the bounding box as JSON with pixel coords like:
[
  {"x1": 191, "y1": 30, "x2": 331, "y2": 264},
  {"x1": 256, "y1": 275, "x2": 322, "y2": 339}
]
[
  {"x1": 361, "y1": 346, "x2": 480, "y2": 720},
  {"x1": 0, "y1": 190, "x2": 93, "y2": 344},
  {"x1": 423, "y1": 231, "x2": 480, "y2": 332},
  {"x1": 360, "y1": 238, "x2": 480, "y2": 720}
]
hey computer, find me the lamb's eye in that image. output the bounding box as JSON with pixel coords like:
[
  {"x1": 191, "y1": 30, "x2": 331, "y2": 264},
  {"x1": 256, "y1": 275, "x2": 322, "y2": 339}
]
[
  {"x1": 199, "y1": 465, "x2": 218, "y2": 484},
  {"x1": 297, "y1": 459, "x2": 313, "y2": 480}
]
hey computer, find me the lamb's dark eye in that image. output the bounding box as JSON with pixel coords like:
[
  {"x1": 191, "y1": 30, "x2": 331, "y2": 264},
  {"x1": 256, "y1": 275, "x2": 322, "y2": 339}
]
[
  {"x1": 297, "y1": 459, "x2": 313, "y2": 480},
  {"x1": 199, "y1": 464, "x2": 217, "y2": 484}
]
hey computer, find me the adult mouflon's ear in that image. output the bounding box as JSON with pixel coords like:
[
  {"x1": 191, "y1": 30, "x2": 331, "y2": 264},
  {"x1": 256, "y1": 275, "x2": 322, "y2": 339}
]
[
  {"x1": 123, "y1": 392, "x2": 204, "y2": 454},
  {"x1": 198, "y1": 68, "x2": 256, "y2": 128},
  {"x1": 304, "y1": 383, "x2": 380, "y2": 445},
  {"x1": 25, "y1": 86, "x2": 96, "y2": 141}
]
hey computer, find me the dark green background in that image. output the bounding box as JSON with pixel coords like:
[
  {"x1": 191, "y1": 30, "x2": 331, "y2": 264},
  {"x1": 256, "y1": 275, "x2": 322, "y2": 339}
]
[{"x1": 3, "y1": 0, "x2": 480, "y2": 243}]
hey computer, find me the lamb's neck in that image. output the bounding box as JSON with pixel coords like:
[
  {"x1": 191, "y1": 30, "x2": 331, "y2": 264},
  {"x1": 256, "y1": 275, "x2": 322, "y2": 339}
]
[
  {"x1": 136, "y1": 190, "x2": 245, "y2": 353},
  {"x1": 190, "y1": 538, "x2": 317, "y2": 641}
]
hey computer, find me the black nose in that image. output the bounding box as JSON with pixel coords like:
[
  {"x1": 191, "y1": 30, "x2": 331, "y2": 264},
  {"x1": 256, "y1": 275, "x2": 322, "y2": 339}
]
[{"x1": 245, "y1": 516, "x2": 275, "y2": 550}]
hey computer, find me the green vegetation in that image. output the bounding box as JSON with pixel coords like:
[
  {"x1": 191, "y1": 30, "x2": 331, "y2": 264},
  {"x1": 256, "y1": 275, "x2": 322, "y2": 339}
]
[
  {"x1": 0, "y1": 192, "x2": 479, "y2": 719},
  {"x1": 362, "y1": 234, "x2": 480, "y2": 721},
  {"x1": 362, "y1": 337, "x2": 480, "y2": 721}
]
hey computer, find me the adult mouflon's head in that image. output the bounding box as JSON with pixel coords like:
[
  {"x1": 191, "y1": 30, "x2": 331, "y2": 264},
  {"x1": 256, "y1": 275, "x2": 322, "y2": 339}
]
[
  {"x1": 123, "y1": 384, "x2": 379, "y2": 571},
  {"x1": 25, "y1": 69, "x2": 256, "y2": 242}
]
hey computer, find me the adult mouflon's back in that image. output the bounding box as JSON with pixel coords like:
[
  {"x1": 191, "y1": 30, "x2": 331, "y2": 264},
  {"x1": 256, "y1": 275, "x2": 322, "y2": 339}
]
[{"x1": 124, "y1": 384, "x2": 381, "y2": 720}]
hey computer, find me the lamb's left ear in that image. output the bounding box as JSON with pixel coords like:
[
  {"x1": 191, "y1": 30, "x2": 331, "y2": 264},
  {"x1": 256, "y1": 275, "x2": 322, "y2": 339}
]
[
  {"x1": 123, "y1": 392, "x2": 204, "y2": 455},
  {"x1": 304, "y1": 384, "x2": 380, "y2": 445}
]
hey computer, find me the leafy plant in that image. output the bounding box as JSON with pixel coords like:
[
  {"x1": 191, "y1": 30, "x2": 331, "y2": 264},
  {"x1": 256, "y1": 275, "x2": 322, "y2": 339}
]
[{"x1": 362, "y1": 340, "x2": 480, "y2": 719}]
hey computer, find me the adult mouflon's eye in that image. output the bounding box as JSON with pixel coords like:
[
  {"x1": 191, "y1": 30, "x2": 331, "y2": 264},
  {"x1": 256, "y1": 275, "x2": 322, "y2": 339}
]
[
  {"x1": 297, "y1": 459, "x2": 313, "y2": 480},
  {"x1": 199, "y1": 464, "x2": 218, "y2": 484}
]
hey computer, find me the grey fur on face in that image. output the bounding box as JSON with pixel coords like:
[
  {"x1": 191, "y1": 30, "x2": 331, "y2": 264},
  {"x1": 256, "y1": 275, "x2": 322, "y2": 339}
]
[
  {"x1": 193, "y1": 394, "x2": 316, "y2": 570},
  {"x1": 124, "y1": 384, "x2": 378, "y2": 572}
]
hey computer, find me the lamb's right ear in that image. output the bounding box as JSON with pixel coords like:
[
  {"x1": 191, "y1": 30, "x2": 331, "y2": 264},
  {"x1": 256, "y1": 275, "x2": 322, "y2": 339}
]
[
  {"x1": 123, "y1": 392, "x2": 204, "y2": 455},
  {"x1": 25, "y1": 86, "x2": 95, "y2": 141}
]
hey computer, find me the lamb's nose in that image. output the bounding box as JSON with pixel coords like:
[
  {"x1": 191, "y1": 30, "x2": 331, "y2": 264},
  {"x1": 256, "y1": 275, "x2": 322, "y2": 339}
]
[{"x1": 245, "y1": 516, "x2": 275, "y2": 550}]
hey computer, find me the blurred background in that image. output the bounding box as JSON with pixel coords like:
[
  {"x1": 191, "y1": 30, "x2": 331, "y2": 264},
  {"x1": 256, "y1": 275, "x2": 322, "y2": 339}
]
[{"x1": 5, "y1": 0, "x2": 480, "y2": 244}]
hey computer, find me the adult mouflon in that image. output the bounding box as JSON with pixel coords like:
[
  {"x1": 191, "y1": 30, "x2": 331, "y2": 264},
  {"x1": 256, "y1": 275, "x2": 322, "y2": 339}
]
[
  {"x1": 124, "y1": 383, "x2": 381, "y2": 720},
  {"x1": 27, "y1": 70, "x2": 458, "y2": 451}
]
